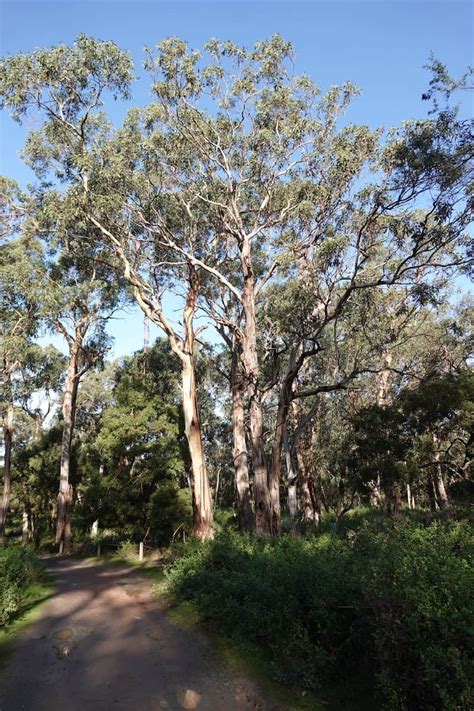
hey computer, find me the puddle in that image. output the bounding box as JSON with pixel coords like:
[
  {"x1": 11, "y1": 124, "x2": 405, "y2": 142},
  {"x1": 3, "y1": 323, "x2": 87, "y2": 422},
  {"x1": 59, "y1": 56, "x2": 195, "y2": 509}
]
[{"x1": 52, "y1": 628, "x2": 74, "y2": 640}]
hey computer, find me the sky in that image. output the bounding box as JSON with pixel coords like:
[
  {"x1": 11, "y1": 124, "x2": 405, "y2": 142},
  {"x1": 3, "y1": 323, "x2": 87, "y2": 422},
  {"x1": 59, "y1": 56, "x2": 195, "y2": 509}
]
[{"x1": 1, "y1": 0, "x2": 473, "y2": 358}]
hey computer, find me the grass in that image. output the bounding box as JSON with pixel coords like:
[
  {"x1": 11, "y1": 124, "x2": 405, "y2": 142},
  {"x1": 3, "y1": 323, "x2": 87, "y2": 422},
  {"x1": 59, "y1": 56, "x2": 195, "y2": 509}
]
[{"x1": 0, "y1": 576, "x2": 54, "y2": 673}]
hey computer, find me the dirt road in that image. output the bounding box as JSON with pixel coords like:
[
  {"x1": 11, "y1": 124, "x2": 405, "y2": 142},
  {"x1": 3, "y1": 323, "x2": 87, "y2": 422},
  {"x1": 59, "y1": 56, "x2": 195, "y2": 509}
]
[{"x1": 0, "y1": 557, "x2": 283, "y2": 711}]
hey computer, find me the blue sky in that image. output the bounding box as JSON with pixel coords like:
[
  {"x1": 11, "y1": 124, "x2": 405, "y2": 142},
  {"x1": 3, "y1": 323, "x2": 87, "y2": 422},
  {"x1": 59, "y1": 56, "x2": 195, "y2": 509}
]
[{"x1": 1, "y1": 0, "x2": 473, "y2": 358}]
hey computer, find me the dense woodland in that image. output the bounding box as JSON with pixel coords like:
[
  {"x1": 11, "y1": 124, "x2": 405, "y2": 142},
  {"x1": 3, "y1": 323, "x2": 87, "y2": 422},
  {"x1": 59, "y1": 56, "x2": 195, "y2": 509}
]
[{"x1": 0, "y1": 35, "x2": 473, "y2": 709}]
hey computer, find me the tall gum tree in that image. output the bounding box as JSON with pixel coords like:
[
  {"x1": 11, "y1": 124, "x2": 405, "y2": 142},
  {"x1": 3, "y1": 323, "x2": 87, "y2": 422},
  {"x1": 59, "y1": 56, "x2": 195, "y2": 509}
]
[
  {"x1": 1, "y1": 37, "x2": 472, "y2": 536},
  {"x1": 0, "y1": 36, "x2": 214, "y2": 540},
  {"x1": 131, "y1": 37, "x2": 472, "y2": 532},
  {"x1": 0, "y1": 180, "x2": 45, "y2": 543}
]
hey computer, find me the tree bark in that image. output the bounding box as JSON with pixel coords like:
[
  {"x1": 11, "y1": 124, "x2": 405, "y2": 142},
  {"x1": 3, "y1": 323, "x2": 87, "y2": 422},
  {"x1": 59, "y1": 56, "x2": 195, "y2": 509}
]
[
  {"x1": 432, "y1": 434, "x2": 449, "y2": 509},
  {"x1": 181, "y1": 354, "x2": 213, "y2": 540},
  {"x1": 240, "y1": 237, "x2": 270, "y2": 535},
  {"x1": 270, "y1": 347, "x2": 300, "y2": 535},
  {"x1": 0, "y1": 366, "x2": 13, "y2": 546},
  {"x1": 284, "y1": 428, "x2": 298, "y2": 527},
  {"x1": 295, "y1": 442, "x2": 319, "y2": 524},
  {"x1": 55, "y1": 342, "x2": 80, "y2": 550},
  {"x1": 178, "y1": 267, "x2": 213, "y2": 541},
  {"x1": 119, "y1": 256, "x2": 214, "y2": 540},
  {"x1": 22, "y1": 508, "x2": 30, "y2": 543},
  {"x1": 230, "y1": 346, "x2": 253, "y2": 531}
]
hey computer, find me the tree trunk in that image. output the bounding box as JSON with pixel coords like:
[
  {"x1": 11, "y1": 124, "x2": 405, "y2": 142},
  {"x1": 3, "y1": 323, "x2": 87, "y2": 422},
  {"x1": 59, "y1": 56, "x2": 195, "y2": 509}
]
[
  {"x1": 179, "y1": 267, "x2": 213, "y2": 541},
  {"x1": 0, "y1": 368, "x2": 13, "y2": 546},
  {"x1": 231, "y1": 347, "x2": 253, "y2": 531},
  {"x1": 432, "y1": 434, "x2": 449, "y2": 509},
  {"x1": 284, "y1": 428, "x2": 298, "y2": 527},
  {"x1": 56, "y1": 343, "x2": 80, "y2": 550},
  {"x1": 240, "y1": 238, "x2": 270, "y2": 535},
  {"x1": 270, "y1": 345, "x2": 311, "y2": 534},
  {"x1": 22, "y1": 508, "x2": 30, "y2": 543},
  {"x1": 181, "y1": 354, "x2": 213, "y2": 540},
  {"x1": 295, "y1": 443, "x2": 318, "y2": 524},
  {"x1": 406, "y1": 483, "x2": 415, "y2": 510},
  {"x1": 0, "y1": 394, "x2": 13, "y2": 545}
]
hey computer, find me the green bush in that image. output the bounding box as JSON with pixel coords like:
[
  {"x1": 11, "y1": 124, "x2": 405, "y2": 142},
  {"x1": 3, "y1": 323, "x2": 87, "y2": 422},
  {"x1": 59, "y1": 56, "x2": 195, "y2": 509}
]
[
  {"x1": 0, "y1": 546, "x2": 42, "y2": 626},
  {"x1": 365, "y1": 522, "x2": 473, "y2": 710},
  {"x1": 148, "y1": 482, "x2": 193, "y2": 546},
  {"x1": 166, "y1": 520, "x2": 473, "y2": 709}
]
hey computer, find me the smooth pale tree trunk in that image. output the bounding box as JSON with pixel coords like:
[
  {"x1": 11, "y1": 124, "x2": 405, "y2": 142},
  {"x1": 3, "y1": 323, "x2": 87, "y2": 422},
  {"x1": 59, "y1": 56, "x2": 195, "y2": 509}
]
[
  {"x1": 56, "y1": 343, "x2": 80, "y2": 550},
  {"x1": 240, "y1": 238, "x2": 270, "y2": 535},
  {"x1": 284, "y1": 428, "x2": 298, "y2": 526},
  {"x1": 130, "y1": 264, "x2": 213, "y2": 540},
  {"x1": 181, "y1": 354, "x2": 213, "y2": 540},
  {"x1": 176, "y1": 267, "x2": 213, "y2": 541},
  {"x1": 406, "y1": 483, "x2": 415, "y2": 510},
  {"x1": 432, "y1": 433, "x2": 449, "y2": 509},
  {"x1": 0, "y1": 369, "x2": 13, "y2": 545},
  {"x1": 0, "y1": 425, "x2": 12, "y2": 537},
  {"x1": 22, "y1": 508, "x2": 30, "y2": 543},
  {"x1": 231, "y1": 347, "x2": 253, "y2": 531}
]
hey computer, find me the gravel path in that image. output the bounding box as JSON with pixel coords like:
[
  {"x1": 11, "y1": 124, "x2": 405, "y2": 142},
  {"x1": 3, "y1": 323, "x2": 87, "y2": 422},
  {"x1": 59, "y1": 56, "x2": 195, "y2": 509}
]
[{"x1": 0, "y1": 557, "x2": 283, "y2": 711}]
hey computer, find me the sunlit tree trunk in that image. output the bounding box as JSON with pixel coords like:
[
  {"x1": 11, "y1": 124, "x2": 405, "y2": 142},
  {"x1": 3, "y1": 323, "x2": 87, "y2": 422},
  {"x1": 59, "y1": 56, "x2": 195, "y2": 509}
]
[
  {"x1": 231, "y1": 346, "x2": 253, "y2": 532},
  {"x1": 432, "y1": 433, "x2": 449, "y2": 509},
  {"x1": 0, "y1": 365, "x2": 13, "y2": 546},
  {"x1": 56, "y1": 342, "x2": 79, "y2": 550},
  {"x1": 179, "y1": 268, "x2": 213, "y2": 541}
]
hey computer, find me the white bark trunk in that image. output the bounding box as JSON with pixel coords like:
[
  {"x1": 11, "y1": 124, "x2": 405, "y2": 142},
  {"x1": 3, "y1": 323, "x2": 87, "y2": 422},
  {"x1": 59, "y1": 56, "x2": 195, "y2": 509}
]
[
  {"x1": 0, "y1": 366, "x2": 13, "y2": 545},
  {"x1": 56, "y1": 343, "x2": 80, "y2": 549}
]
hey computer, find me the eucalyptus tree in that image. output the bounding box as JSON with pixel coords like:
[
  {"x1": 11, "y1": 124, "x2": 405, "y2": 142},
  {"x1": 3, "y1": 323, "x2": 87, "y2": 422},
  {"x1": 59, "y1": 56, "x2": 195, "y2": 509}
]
[
  {"x1": 0, "y1": 179, "x2": 48, "y2": 542},
  {"x1": 0, "y1": 38, "x2": 134, "y2": 547},
  {"x1": 0, "y1": 36, "x2": 217, "y2": 539},
  {"x1": 133, "y1": 37, "x2": 472, "y2": 533},
  {"x1": 2, "y1": 36, "x2": 472, "y2": 539}
]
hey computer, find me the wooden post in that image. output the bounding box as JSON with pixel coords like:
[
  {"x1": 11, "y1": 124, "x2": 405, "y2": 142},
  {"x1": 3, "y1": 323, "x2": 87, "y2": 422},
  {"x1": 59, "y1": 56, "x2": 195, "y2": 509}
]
[
  {"x1": 59, "y1": 541, "x2": 64, "y2": 555},
  {"x1": 139, "y1": 541, "x2": 144, "y2": 562},
  {"x1": 97, "y1": 543, "x2": 101, "y2": 557}
]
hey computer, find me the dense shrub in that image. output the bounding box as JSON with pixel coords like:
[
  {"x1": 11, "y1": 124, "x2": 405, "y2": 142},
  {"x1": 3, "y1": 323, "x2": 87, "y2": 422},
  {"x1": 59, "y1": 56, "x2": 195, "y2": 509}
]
[
  {"x1": 166, "y1": 520, "x2": 473, "y2": 709},
  {"x1": 148, "y1": 482, "x2": 193, "y2": 545},
  {"x1": 366, "y1": 522, "x2": 473, "y2": 709},
  {"x1": 0, "y1": 546, "x2": 42, "y2": 626}
]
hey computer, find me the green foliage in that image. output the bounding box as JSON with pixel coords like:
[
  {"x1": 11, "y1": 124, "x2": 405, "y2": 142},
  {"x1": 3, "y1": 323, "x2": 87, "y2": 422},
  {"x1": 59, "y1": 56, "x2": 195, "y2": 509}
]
[
  {"x1": 0, "y1": 547, "x2": 42, "y2": 626},
  {"x1": 350, "y1": 371, "x2": 474, "y2": 503},
  {"x1": 167, "y1": 520, "x2": 473, "y2": 708},
  {"x1": 148, "y1": 482, "x2": 193, "y2": 546},
  {"x1": 367, "y1": 522, "x2": 473, "y2": 709}
]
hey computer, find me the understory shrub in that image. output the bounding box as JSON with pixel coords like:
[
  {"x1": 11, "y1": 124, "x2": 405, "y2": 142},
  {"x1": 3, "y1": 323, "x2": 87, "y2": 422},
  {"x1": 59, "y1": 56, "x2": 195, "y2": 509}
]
[
  {"x1": 166, "y1": 520, "x2": 473, "y2": 709},
  {"x1": 0, "y1": 546, "x2": 42, "y2": 626}
]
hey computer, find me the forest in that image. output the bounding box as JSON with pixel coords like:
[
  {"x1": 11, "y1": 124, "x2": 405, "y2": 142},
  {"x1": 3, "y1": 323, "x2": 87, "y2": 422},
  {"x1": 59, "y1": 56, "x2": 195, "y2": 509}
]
[{"x1": 0, "y1": 34, "x2": 473, "y2": 710}]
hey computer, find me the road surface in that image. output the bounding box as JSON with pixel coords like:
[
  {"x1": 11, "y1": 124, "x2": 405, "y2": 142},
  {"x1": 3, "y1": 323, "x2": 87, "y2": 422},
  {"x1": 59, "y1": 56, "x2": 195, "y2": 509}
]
[{"x1": 0, "y1": 557, "x2": 283, "y2": 711}]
